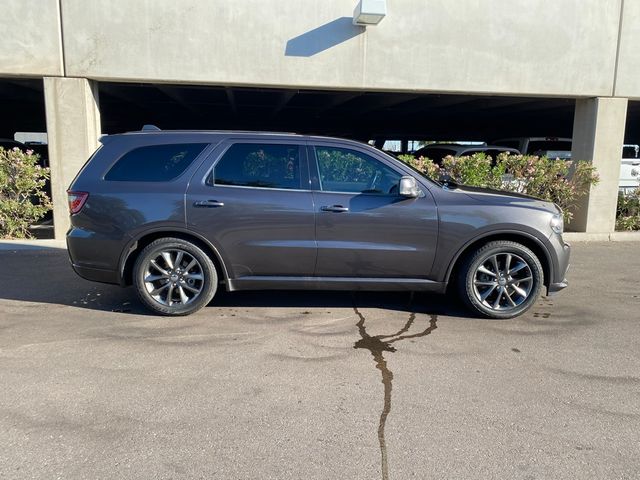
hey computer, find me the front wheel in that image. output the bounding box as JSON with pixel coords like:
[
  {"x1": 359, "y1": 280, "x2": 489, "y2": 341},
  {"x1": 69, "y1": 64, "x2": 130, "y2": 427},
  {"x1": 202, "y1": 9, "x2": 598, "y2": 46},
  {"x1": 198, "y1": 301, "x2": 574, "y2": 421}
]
[
  {"x1": 458, "y1": 240, "x2": 544, "y2": 319},
  {"x1": 133, "y1": 237, "x2": 218, "y2": 316}
]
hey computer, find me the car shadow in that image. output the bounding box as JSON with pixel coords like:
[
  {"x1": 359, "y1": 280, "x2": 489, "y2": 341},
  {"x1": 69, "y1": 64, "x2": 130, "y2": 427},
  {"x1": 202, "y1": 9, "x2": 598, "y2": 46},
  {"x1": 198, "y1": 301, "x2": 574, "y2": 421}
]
[
  {"x1": 0, "y1": 248, "x2": 472, "y2": 318},
  {"x1": 213, "y1": 288, "x2": 470, "y2": 318}
]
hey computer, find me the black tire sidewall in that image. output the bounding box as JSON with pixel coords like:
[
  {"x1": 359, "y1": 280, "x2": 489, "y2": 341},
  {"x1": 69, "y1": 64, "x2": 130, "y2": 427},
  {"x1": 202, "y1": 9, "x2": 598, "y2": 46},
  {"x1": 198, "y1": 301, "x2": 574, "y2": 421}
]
[
  {"x1": 460, "y1": 241, "x2": 544, "y2": 319},
  {"x1": 133, "y1": 238, "x2": 218, "y2": 316}
]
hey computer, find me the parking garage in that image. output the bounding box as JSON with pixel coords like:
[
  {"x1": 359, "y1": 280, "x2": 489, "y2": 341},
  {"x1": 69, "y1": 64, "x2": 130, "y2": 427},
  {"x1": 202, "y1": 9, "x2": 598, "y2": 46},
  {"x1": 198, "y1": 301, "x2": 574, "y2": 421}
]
[
  {"x1": 1, "y1": 78, "x2": 638, "y2": 238},
  {"x1": 1, "y1": 80, "x2": 582, "y2": 141}
]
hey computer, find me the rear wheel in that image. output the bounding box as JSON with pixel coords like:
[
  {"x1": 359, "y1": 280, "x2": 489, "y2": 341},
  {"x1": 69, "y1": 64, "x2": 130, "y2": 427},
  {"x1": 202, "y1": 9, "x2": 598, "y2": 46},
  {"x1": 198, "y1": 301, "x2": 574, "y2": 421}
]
[
  {"x1": 458, "y1": 240, "x2": 543, "y2": 319},
  {"x1": 133, "y1": 237, "x2": 218, "y2": 316}
]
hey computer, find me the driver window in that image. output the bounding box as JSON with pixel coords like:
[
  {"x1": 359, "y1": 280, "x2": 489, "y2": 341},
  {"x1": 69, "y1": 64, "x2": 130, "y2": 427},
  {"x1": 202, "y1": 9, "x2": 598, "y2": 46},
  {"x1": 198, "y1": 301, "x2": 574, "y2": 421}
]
[{"x1": 315, "y1": 146, "x2": 401, "y2": 195}]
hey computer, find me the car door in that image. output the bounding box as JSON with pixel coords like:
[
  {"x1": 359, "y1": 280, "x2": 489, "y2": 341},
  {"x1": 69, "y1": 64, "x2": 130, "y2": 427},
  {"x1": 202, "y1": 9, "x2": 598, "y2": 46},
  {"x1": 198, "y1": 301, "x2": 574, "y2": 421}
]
[
  {"x1": 309, "y1": 142, "x2": 439, "y2": 278},
  {"x1": 186, "y1": 139, "x2": 317, "y2": 278}
]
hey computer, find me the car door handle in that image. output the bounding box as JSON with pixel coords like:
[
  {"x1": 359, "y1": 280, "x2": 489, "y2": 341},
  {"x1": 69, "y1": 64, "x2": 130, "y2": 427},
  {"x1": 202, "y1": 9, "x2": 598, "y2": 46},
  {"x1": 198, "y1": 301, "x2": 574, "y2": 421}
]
[
  {"x1": 193, "y1": 200, "x2": 225, "y2": 208},
  {"x1": 321, "y1": 205, "x2": 349, "y2": 213}
]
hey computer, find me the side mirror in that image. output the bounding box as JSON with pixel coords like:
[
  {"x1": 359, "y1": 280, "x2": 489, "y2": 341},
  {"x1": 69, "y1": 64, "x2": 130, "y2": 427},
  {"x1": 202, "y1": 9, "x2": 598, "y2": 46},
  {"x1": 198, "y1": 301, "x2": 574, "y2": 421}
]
[{"x1": 399, "y1": 176, "x2": 420, "y2": 198}]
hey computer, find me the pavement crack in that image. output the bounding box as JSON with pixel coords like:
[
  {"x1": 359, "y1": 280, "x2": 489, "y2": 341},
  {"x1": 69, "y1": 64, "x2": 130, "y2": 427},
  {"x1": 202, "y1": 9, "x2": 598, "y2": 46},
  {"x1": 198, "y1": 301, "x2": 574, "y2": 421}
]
[{"x1": 352, "y1": 294, "x2": 438, "y2": 480}]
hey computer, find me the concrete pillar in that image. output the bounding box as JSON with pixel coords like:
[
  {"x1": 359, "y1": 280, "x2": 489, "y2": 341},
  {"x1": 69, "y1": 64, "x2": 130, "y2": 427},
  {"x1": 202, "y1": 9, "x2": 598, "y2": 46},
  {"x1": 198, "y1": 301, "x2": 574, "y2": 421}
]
[
  {"x1": 44, "y1": 77, "x2": 101, "y2": 239},
  {"x1": 570, "y1": 97, "x2": 628, "y2": 233}
]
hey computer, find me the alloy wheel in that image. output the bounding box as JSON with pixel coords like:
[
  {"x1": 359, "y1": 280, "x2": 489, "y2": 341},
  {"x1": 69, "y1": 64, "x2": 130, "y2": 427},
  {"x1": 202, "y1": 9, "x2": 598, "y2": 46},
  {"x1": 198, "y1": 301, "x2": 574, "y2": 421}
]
[
  {"x1": 472, "y1": 252, "x2": 534, "y2": 312},
  {"x1": 142, "y1": 249, "x2": 205, "y2": 307}
]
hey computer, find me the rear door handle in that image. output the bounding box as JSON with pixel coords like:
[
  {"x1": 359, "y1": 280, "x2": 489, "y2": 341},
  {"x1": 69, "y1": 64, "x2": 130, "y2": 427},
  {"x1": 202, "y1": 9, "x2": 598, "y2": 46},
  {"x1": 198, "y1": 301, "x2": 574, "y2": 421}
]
[
  {"x1": 193, "y1": 200, "x2": 225, "y2": 208},
  {"x1": 321, "y1": 205, "x2": 349, "y2": 213}
]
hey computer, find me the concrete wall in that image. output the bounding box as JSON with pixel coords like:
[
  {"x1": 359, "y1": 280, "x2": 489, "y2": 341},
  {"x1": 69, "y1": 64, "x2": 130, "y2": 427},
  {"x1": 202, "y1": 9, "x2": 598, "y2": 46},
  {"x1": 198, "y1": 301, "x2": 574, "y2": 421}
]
[
  {"x1": 1, "y1": 0, "x2": 638, "y2": 99},
  {"x1": 614, "y1": 0, "x2": 640, "y2": 98},
  {"x1": 0, "y1": 0, "x2": 63, "y2": 77},
  {"x1": 59, "y1": 0, "x2": 625, "y2": 97}
]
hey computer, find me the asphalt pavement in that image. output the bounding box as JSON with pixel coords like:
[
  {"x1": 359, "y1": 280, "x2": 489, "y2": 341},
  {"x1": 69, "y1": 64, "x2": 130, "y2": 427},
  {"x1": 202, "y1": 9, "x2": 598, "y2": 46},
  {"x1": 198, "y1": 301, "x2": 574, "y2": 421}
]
[{"x1": 0, "y1": 242, "x2": 639, "y2": 480}]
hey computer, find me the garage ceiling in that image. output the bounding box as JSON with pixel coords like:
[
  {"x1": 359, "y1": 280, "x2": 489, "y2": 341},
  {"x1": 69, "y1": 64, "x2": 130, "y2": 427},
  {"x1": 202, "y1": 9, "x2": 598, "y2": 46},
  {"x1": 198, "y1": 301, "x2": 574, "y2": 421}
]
[{"x1": 1, "y1": 79, "x2": 639, "y2": 144}]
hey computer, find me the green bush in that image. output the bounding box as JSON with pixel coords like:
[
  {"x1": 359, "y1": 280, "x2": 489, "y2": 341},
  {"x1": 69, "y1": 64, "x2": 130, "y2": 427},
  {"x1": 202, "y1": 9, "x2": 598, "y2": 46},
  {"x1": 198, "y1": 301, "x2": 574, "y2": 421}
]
[
  {"x1": 0, "y1": 147, "x2": 53, "y2": 239},
  {"x1": 616, "y1": 189, "x2": 640, "y2": 231},
  {"x1": 441, "y1": 153, "x2": 505, "y2": 189},
  {"x1": 397, "y1": 154, "x2": 441, "y2": 180},
  {"x1": 399, "y1": 152, "x2": 598, "y2": 223}
]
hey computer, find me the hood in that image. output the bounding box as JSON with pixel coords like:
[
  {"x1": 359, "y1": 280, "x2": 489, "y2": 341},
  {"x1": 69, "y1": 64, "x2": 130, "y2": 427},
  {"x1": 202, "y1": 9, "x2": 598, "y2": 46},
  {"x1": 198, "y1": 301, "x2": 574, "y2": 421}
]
[{"x1": 453, "y1": 184, "x2": 558, "y2": 213}]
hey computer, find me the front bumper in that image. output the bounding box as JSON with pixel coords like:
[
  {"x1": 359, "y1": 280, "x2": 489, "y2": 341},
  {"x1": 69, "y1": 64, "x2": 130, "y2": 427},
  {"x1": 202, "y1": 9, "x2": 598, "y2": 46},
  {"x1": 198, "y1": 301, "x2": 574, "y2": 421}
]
[
  {"x1": 548, "y1": 278, "x2": 568, "y2": 295},
  {"x1": 546, "y1": 234, "x2": 571, "y2": 295}
]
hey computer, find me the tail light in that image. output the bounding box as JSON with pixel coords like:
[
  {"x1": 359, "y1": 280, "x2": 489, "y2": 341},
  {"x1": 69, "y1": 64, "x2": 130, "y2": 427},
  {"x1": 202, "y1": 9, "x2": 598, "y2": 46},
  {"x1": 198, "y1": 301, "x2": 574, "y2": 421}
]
[{"x1": 67, "y1": 191, "x2": 89, "y2": 214}]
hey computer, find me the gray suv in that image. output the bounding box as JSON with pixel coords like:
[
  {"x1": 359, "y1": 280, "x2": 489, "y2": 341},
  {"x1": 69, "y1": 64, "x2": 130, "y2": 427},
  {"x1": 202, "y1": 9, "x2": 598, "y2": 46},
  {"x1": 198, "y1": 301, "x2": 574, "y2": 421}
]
[{"x1": 66, "y1": 128, "x2": 570, "y2": 318}]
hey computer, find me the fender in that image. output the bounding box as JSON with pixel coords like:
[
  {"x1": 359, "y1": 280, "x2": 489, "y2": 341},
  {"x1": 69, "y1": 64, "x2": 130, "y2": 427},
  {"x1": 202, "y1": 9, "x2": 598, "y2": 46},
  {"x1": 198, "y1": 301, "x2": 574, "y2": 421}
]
[
  {"x1": 117, "y1": 226, "x2": 231, "y2": 287},
  {"x1": 442, "y1": 228, "x2": 555, "y2": 287}
]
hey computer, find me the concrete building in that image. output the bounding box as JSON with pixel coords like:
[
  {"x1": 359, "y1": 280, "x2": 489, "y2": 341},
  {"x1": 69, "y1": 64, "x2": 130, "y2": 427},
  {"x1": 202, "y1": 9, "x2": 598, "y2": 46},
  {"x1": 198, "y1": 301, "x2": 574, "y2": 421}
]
[{"x1": 1, "y1": 0, "x2": 638, "y2": 238}]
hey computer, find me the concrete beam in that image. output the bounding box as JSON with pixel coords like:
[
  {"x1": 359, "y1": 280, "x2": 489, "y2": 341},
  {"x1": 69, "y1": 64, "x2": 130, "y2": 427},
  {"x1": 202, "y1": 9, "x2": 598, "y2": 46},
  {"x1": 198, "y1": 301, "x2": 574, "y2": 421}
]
[
  {"x1": 0, "y1": 0, "x2": 63, "y2": 77},
  {"x1": 44, "y1": 77, "x2": 101, "y2": 239},
  {"x1": 570, "y1": 97, "x2": 628, "y2": 233}
]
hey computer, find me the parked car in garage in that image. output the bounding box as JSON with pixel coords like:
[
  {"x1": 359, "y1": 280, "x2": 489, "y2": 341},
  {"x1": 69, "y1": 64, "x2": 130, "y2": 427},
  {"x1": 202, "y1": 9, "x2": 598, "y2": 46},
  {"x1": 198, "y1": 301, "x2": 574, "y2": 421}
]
[
  {"x1": 66, "y1": 128, "x2": 570, "y2": 319},
  {"x1": 492, "y1": 137, "x2": 572, "y2": 154},
  {"x1": 529, "y1": 150, "x2": 572, "y2": 161},
  {"x1": 412, "y1": 144, "x2": 520, "y2": 165}
]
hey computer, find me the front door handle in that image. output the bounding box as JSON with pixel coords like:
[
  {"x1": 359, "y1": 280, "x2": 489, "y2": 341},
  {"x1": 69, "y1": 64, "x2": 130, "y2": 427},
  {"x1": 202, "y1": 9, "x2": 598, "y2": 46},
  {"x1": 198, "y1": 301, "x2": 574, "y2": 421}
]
[
  {"x1": 193, "y1": 200, "x2": 225, "y2": 208},
  {"x1": 321, "y1": 205, "x2": 349, "y2": 213}
]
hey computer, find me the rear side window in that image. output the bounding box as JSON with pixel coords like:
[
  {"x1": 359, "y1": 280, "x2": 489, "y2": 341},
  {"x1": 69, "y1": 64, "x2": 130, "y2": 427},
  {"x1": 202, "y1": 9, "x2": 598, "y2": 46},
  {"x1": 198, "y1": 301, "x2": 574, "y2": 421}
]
[
  {"x1": 105, "y1": 143, "x2": 208, "y2": 182},
  {"x1": 211, "y1": 143, "x2": 303, "y2": 189}
]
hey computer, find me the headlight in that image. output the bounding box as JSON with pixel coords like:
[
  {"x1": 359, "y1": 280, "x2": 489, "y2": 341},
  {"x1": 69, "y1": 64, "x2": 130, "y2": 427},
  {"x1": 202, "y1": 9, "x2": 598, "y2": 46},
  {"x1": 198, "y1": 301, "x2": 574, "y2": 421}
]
[{"x1": 550, "y1": 213, "x2": 564, "y2": 234}]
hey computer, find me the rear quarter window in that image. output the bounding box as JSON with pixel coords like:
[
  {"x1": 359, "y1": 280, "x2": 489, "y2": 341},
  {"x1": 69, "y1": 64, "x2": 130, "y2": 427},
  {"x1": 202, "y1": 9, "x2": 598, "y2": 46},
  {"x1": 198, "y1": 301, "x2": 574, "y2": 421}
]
[{"x1": 105, "y1": 143, "x2": 208, "y2": 182}]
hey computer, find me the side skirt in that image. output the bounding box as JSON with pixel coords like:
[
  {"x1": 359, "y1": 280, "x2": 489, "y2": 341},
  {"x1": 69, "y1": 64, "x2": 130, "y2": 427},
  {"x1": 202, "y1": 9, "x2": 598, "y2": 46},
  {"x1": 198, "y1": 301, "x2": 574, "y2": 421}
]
[{"x1": 226, "y1": 276, "x2": 447, "y2": 293}]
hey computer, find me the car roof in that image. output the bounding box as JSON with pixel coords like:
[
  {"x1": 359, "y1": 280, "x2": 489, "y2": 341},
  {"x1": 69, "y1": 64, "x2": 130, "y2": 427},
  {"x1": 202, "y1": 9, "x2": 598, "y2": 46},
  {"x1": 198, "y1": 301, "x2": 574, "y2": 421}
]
[
  {"x1": 416, "y1": 144, "x2": 520, "y2": 154},
  {"x1": 493, "y1": 137, "x2": 572, "y2": 142},
  {"x1": 101, "y1": 129, "x2": 372, "y2": 149}
]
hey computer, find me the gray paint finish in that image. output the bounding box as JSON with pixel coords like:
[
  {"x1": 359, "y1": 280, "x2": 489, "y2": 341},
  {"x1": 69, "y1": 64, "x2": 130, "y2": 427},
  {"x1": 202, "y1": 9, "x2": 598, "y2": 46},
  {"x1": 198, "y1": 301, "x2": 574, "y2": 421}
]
[{"x1": 66, "y1": 131, "x2": 570, "y2": 299}]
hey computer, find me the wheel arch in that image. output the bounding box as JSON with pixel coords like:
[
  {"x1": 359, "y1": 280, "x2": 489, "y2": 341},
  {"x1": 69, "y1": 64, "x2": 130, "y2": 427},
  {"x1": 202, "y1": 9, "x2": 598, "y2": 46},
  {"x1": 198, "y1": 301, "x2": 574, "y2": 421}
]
[
  {"x1": 445, "y1": 231, "x2": 553, "y2": 293},
  {"x1": 119, "y1": 228, "x2": 230, "y2": 287}
]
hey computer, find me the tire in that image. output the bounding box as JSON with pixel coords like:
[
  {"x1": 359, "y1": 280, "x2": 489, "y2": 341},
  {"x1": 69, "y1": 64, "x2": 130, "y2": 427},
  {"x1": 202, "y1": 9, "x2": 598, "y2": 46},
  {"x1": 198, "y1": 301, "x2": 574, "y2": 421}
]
[
  {"x1": 133, "y1": 237, "x2": 218, "y2": 316},
  {"x1": 457, "y1": 240, "x2": 544, "y2": 319}
]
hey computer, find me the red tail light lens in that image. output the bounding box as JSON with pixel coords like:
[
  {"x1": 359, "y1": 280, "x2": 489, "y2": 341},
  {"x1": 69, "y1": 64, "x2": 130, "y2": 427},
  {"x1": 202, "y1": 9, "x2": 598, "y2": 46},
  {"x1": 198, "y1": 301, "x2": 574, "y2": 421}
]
[{"x1": 67, "y1": 191, "x2": 89, "y2": 214}]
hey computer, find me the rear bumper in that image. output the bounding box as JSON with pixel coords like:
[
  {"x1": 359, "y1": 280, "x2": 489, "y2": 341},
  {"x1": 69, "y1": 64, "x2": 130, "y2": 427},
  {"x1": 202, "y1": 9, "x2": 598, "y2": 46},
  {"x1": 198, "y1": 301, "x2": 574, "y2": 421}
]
[
  {"x1": 66, "y1": 226, "x2": 126, "y2": 285},
  {"x1": 71, "y1": 263, "x2": 120, "y2": 285}
]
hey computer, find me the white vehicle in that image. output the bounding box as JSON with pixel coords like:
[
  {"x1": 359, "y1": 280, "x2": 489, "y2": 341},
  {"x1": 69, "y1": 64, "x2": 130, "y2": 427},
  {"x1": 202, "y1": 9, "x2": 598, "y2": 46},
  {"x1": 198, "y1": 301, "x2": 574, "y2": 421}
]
[{"x1": 620, "y1": 144, "x2": 640, "y2": 193}]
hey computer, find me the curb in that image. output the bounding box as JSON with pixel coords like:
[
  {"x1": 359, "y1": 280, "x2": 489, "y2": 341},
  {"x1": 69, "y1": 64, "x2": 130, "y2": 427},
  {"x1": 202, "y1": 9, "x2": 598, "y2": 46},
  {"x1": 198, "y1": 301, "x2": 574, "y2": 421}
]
[
  {"x1": 0, "y1": 239, "x2": 67, "y2": 251},
  {"x1": 564, "y1": 232, "x2": 640, "y2": 242}
]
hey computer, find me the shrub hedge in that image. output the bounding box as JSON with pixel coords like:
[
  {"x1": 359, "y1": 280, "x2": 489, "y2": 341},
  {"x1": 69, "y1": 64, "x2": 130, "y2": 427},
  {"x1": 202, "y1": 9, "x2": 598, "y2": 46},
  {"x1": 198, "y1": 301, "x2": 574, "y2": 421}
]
[{"x1": 0, "y1": 147, "x2": 52, "y2": 239}]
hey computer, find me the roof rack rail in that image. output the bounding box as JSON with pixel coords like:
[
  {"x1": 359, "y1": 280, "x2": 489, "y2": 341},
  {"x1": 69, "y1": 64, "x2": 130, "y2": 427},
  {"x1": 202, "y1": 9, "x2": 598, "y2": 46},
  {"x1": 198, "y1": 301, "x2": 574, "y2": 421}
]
[{"x1": 141, "y1": 124, "x2": 161, "y2": 132}]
